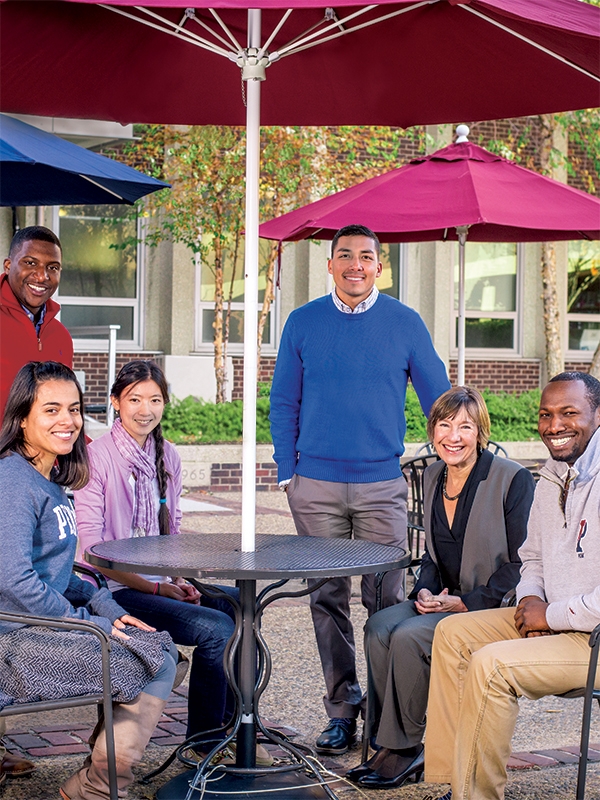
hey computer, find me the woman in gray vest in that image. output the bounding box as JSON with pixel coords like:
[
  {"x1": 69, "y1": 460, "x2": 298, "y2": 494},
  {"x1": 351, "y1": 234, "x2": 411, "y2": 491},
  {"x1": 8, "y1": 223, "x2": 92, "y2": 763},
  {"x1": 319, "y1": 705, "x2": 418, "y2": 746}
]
[{"x1": 346, "y1": 386, "x2": 535, "y2": 789}]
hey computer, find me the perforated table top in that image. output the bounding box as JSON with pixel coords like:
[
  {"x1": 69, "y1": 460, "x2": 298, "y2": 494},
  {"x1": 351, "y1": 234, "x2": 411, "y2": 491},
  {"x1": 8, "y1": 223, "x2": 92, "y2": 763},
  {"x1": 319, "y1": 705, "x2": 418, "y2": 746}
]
[{"x1": 87, "y1": 533, "x2": 410, "y2": 581}]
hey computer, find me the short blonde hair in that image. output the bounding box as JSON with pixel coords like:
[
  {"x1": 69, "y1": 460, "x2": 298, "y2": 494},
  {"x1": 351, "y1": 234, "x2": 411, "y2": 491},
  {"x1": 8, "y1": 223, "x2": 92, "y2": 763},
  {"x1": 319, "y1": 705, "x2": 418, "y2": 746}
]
[{"x1": 426, "y1": 386, "x2": 491, "y2": 451}]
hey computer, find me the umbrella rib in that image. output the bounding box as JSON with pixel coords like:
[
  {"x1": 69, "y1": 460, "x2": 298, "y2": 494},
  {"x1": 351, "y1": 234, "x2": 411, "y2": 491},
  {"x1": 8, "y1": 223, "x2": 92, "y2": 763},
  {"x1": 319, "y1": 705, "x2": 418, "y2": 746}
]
[
  {"x1": 277, "y1": 1, "x2": 431, "y2": 58},
  {"x1": 141, "y1": 6, "x2": 238, "y2": 53},
  {"x1": 460, "y1": 5, "x2": 600, "y2": 82},
  {"x1": 277, "y1": 3, "x2": 380, "y2": 56},
  {"x1": 98, "y1": 5, "x2": 233, "y2": 59},
  {"x1": 79, "y1": 174, "x2": 125, "y2": 201},
  {"x1": 187, "y1": 11, "x2": 240, "y2": 53},
  {"x1": 257, "y1": 9, "x2": 294, "y2": 60},
  {"x1": 138, "y1": 5, "x2": 237, "y2": 55},
  {"x1": 208, "y1": 9, "x2": 244, "y2": 53}
]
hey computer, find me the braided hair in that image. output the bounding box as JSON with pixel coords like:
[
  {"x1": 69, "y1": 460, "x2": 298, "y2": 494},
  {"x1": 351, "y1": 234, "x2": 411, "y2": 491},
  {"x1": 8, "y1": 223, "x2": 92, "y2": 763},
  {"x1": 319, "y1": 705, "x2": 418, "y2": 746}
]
[{"x1": 111, "y1": 360, "x2": 172, "y2": 535}]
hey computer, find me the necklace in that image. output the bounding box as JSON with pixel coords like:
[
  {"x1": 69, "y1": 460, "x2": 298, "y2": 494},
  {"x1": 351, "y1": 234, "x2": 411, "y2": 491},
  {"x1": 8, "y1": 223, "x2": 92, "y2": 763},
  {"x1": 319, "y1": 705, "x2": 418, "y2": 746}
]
[{"x1": 442, "y1": 466, "x2": 463, "y2": 501}]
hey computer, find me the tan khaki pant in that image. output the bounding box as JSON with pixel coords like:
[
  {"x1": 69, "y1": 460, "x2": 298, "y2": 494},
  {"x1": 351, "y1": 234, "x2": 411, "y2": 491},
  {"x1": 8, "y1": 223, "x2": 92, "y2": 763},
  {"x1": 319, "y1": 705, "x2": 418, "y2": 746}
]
[{"x1": 424, "y1": 607, "x2": 597, "y2": 800}]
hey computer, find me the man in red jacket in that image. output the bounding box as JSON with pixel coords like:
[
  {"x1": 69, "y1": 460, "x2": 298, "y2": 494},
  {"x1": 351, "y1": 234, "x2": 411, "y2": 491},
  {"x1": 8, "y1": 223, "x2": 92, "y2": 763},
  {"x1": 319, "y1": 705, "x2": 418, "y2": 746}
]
[
  {"x1": 1, "y1": 226, "x2": 73, "y2": 421},
  {"x1": 0, "y1": 225, "x2": 73, "y2": 780}
]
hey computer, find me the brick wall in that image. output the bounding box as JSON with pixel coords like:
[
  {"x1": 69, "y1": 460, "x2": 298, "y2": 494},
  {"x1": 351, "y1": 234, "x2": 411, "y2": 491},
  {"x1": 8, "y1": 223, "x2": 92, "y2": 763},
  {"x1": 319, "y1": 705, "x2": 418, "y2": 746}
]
[
  {"x1": 231, "y1": 356, "x2": 277, "y2": 401},
  {"x1": 73, "y1": 352, "x2": 161, "y2": 411},
  {"x1": 564, "y1": 361, "x2": 593, "y2": 374},
  {"x1": 448, "y1": 359, "x2": 541, "y2": 393},
  {"x1": 210, "y1": 462, "x2": 278, "y2": 491}
]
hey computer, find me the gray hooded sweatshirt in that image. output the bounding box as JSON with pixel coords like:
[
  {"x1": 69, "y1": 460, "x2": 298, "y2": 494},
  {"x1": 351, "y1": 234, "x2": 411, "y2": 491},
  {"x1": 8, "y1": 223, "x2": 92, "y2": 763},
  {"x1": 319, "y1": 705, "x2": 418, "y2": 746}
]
[{"x1": 517, "y1": 426, "x2": 600, "y2": 633}]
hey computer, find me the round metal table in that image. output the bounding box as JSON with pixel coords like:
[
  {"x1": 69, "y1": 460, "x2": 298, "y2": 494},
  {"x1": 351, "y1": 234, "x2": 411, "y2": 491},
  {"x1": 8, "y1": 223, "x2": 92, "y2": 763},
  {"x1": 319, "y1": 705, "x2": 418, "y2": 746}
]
[{"x1": 87, "y1": 533, "x2": 410, "y2": 800}]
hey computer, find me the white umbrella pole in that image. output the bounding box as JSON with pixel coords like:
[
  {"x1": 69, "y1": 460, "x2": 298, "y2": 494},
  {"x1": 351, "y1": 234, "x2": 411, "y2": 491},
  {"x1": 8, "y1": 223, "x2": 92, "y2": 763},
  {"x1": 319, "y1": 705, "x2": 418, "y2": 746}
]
[
  {"x1": 456, "y1": 226, "x2": 468, "y2": 387},
  {"x1": 241, "y1": 9, "x2": 261, "y2": 552}
]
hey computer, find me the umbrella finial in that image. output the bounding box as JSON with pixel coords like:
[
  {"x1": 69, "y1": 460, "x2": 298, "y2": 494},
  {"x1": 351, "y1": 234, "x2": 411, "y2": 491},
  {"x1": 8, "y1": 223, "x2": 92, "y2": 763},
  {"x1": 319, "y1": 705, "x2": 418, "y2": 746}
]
[{"x1": 455, "y1": 125, "x2": 470, "y2": 143}]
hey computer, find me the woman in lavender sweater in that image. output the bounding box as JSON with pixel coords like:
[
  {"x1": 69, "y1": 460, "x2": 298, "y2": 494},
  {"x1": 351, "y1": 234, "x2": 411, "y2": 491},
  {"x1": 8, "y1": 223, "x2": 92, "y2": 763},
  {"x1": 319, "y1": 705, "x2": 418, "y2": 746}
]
[{"x1": 75, "y1": 360, "x2": 237, "y2": 748}]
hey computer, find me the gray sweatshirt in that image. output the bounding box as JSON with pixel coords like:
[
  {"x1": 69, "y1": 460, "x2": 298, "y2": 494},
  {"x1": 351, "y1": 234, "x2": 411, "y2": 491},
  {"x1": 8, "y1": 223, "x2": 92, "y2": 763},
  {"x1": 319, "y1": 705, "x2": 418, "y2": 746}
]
[
  {"x1": 517, "y1": 426, "x2": 600, "y2": 632},
  {"x1": 0, "y1": 453, "x2": 125, "y2": 635}
]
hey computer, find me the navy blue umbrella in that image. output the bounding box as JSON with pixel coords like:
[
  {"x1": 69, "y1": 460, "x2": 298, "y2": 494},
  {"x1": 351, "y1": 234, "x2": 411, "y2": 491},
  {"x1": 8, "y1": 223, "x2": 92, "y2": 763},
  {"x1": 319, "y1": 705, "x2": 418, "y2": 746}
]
[{"x1": 0, "y1": 114, "x2": 168, "y2": 206}]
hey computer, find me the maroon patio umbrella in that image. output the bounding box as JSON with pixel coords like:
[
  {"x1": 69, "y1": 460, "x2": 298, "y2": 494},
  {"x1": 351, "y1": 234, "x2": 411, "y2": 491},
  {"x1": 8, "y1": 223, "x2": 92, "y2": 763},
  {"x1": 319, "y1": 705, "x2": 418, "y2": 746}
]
[
  {"x1": 259, "y1": 127, "x2": 600, "y2": 384},
  {"x1": 1, "y1": 0, "x2": 598, "y2": 552},
  {"x1": 0, "y1": 0, "x2": 598, "y2": 126}
]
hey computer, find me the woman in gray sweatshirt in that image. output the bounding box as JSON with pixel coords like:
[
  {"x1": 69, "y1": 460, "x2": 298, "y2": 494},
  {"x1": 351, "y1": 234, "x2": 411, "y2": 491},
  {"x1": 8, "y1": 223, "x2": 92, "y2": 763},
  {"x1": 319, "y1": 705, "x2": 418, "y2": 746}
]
[{"x1": 0, "y1": 361, "x2": 179, "y2": 800}]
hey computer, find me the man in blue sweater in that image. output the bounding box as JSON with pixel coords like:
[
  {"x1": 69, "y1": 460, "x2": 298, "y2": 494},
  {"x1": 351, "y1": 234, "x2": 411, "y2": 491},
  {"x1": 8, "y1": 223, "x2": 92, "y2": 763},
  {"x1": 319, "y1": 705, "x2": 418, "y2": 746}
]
[{"x1": 270, "y1": 224, "x2": 450, "y2": 754}]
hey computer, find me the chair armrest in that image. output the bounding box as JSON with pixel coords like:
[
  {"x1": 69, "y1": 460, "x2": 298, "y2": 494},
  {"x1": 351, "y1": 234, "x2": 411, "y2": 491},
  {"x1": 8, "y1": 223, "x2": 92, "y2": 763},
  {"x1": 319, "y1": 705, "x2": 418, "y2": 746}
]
[
  {"x1": 73, "y1": 563, "x2": 109, "y2": 589},
  {"x1": 501, "y1": 588, "x2": 517, "y2": 608},
  {"x1": 0, "y1": 610, "x2": 111, "y2": 646},
  {"x1": 589, "y1": 622, "x2": 600, "y2": 650}
]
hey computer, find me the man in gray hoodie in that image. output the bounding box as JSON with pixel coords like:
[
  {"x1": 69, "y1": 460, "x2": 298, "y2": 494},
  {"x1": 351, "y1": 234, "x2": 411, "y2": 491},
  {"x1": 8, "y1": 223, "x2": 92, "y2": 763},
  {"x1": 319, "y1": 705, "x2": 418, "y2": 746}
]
[{"x1": 423, "y1": 371, "x2": 600, "y2": 800}]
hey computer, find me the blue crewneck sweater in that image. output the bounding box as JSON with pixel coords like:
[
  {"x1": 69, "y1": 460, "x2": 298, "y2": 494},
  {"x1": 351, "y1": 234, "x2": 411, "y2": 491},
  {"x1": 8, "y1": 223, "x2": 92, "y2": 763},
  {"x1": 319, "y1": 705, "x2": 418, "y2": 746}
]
[{"x1": 270, "y1": 293, "x2": 450, "y2": 483}]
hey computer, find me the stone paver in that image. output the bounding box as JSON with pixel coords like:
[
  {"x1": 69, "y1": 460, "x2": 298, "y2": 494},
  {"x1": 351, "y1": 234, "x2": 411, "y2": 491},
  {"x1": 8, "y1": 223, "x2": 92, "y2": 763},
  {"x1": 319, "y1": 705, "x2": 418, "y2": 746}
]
[{"x1": 2, "y1": 491, "x2": 599, "y2": 799}]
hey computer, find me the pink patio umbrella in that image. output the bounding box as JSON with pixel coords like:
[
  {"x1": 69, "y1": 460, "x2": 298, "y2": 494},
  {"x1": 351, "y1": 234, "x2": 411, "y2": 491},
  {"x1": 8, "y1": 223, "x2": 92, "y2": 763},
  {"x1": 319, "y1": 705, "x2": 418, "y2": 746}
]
[
  {"x1": 1, "y1": 0, "x2": 598, "y2": 551},
  {"x1": 260, "y1": 127, "x2": 600, "y2": 384}
]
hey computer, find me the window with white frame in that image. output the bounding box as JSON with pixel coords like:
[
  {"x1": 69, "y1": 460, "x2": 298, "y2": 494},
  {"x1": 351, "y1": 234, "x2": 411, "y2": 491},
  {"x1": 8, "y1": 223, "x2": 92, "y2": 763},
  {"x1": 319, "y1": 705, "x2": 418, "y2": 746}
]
[
  {"x1": 376, "y1": 243, "x2": 406, "y2": 301},
  {"x1": 195, "y1": 236, "x2": 278, "y2": 353},
  {"x1": 54, "y1": 205, "x2": 143, "y2": 347},
  {"x1": 567, "y1": 240, "x2": 600, "y2": 355},
  {"x1": 453, "y1": 242, "x2": 521, "y2": 352}
]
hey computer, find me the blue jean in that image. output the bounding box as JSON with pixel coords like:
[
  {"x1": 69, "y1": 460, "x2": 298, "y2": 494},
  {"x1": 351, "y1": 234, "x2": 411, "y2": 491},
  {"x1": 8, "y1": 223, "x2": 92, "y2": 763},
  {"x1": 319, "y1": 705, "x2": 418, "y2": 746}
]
[{"x1": 113, "y1": 585, "x2": 238, "y2": 737}]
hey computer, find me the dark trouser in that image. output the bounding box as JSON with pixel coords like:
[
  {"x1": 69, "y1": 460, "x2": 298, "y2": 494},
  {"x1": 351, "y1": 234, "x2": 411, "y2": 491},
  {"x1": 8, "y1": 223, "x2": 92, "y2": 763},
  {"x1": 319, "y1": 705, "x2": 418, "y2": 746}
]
[
  {"x1": 286, "y1": 474, "x2": 408, "y2": 719},
  {"x1": 113, "y1": 585, "x2": 238, "y2": 738},
  {"x1": 364, "y1": 600, "x2": 451, "y2": 749}
]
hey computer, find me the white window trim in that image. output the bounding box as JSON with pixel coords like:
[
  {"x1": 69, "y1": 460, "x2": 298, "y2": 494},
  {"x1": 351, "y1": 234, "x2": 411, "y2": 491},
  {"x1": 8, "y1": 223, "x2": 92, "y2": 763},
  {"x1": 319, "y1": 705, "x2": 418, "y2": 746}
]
[
  {"x1": 564, "y1": 242, "x2": 600, "y2": 361},
  {"x1": 565, "y1": 312, "x2": 600, "y2": 361},
  {"x1": 193, "y1": 252, "x2": 279, "y2": 355},
  {"x1": 52, "y1": 206, "x2": 146, "y2": 351},
  {"x1": 449, "y1": 242, "x2": 524, "y2": 358}
]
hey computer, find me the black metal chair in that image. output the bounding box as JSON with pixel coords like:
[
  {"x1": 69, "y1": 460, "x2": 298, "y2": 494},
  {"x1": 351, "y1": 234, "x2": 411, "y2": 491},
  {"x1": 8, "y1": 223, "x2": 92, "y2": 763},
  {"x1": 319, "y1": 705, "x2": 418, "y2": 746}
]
[
  {"x1": 576, "y1": 622, "x2": 600, "y2": 799},
  {"x1": 401, "y1": 453, "x2": 440, "y2": 570},
  {"x1": 502, "y1": 589, "x2": 600, "y2": 799},
  {"x1": 0, "y1": 595, "x2": 117, "y2": 799}
]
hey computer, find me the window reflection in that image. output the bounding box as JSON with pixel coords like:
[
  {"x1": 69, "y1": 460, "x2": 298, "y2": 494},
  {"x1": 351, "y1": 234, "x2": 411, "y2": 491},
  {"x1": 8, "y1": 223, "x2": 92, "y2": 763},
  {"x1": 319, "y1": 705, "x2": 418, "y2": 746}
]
[{"x1": 58, "y1": 205, "x2": 137, "y2": 299}]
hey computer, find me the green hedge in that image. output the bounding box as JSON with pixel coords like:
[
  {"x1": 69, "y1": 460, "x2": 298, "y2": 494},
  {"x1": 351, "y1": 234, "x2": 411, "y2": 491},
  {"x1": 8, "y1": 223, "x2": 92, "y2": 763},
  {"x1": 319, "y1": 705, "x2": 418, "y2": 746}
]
[
  {"x1": 162, "y1": 386, "x2": 541, "y2": 444},
  {"x1": 162, "y1": 396, "x2": 272, "y2": 444}
]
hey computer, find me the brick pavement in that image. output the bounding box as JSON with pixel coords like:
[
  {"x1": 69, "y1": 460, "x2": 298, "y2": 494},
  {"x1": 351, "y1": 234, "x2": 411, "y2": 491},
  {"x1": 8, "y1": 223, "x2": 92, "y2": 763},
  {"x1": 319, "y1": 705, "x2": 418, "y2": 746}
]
[
  {"x1": 2, "y1": 680, "x2": 596, "y2": 775},
  {"x1": 3, "y1": 490, "x2": 594, "y2": 781}
]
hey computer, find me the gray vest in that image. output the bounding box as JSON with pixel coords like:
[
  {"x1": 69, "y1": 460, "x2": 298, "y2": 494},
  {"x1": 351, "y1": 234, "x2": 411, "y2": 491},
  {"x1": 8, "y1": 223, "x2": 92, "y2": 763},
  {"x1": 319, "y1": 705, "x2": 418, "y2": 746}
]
[{"x1": 423, "y1": 455, "x2": 523, "y2": 594}]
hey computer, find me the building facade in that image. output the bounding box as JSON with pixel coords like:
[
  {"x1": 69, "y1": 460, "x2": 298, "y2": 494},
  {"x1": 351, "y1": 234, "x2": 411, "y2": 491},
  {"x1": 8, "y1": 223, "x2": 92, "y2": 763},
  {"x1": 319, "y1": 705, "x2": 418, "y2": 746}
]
[{"x1": 1, "y1": 118, "x2": 598, "y2": 412}]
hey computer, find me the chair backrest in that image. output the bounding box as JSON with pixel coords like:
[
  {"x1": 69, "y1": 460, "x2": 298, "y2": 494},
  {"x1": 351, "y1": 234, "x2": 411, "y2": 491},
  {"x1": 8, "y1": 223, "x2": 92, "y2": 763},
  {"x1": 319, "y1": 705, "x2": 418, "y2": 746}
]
[
  {"x1": 0, "y1": 611, "x2": 118, "y2": 800},
  {"x1": 401, "y1": 453, "x2": 439, "y2": 565}
]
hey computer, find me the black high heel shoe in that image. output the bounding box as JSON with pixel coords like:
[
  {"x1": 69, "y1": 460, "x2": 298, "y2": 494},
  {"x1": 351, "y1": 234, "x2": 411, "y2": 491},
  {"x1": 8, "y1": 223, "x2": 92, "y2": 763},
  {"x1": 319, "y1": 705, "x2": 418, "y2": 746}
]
[
  {"x1": 346, "y1": 763, "x2": 374, "y2": 782},
  {"x1": 357, "y1": 745, "x2": 425, "y2": 789},
  {"x1": 345, "y1": 742, "x2": 388, "y2": 784}
]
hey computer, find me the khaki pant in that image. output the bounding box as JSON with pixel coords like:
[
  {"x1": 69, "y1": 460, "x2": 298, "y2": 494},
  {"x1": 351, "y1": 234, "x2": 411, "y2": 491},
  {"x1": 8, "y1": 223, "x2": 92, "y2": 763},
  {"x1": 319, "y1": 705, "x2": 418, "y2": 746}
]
[{"x1": 425, "y1": 607, "x2": 598, "y2": 800}]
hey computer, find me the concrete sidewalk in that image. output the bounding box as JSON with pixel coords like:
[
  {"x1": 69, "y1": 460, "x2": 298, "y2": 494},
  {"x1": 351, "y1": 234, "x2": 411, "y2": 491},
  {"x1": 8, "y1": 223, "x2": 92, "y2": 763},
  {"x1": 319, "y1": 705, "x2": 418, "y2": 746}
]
[{"x1": 2, "y1": 490, "x2": 599, "y2": 799}]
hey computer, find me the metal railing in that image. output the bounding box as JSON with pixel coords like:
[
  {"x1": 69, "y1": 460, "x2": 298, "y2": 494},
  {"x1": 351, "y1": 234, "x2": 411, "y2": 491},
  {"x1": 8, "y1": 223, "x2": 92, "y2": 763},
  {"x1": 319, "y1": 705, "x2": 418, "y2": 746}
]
[{"x1": 70, "y1": 324, "x2": 120, "y2": 425}]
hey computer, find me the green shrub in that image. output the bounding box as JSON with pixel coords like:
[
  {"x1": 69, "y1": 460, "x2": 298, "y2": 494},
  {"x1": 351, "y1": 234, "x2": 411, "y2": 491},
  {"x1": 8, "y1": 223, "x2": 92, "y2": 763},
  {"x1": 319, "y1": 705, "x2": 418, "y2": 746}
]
[
  {"x1": 482, "y1": 388, "x2": 541, "y2": 441},
  {"x1": 162, "y1": 396, "x2": 272, "y2": 444},
  {"x1": 404, "y1": 385, "x2": 541, "y2": 442},
  {"x1": 404, "y1": 386, "x2": 429, "y2": 442},
  {"x1": 162, "y1": 386, "x2": 542, "y2": 444}
]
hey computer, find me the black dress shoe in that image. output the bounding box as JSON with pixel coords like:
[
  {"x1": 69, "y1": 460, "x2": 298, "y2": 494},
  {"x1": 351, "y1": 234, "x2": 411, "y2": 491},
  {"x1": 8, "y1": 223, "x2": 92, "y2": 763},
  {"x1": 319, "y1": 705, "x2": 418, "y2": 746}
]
[
  {"x1": 358, "y1": 745, "x2": 424, "y2": 789},
  {"x1": 315, "y1": 718, "x2": 357, "y2": 755}
]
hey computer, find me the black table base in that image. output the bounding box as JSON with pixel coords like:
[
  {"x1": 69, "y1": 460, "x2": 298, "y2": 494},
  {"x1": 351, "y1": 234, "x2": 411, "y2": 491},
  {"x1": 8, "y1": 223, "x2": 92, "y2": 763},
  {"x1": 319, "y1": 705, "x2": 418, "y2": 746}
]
[
  {"x1": 151, "y1": 577, "x2": 341, "y2": 799},
  {"x1": 156, "y1": 768, "x2": 338, "y2": 799}
]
